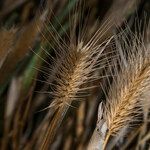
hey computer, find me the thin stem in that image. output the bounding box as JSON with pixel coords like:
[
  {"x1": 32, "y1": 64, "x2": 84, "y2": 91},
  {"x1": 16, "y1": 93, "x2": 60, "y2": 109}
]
[{"x1": 103, "y1": 132, "x2": 111, "y2": 150}]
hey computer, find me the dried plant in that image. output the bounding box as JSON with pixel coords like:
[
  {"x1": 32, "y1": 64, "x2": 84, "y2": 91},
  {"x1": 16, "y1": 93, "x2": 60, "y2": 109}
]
[
  {"x1": 39, "y1": 11, "x2": 115, "y2": 150},
  {"x1": 94, "y1": 26, "x2": 150, "y2": 149},
  {"x1": 0, "y1": 0, "x2": 150, "y2": 149}
]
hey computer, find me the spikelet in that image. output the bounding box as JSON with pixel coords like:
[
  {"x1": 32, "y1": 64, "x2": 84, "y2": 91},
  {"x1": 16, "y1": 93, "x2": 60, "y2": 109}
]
[
  {"x1": 41, "y1": 34, "x2": 113, "y2": 150},
  {"x1": 39, "y1": 5, "x2": 114, "y2": 149},
  {"x1": 102, "y1": 26, "x2": 150, "y2": 149}
]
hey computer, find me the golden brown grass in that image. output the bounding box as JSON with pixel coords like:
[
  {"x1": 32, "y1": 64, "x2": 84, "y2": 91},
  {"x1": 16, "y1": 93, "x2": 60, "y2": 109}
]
[
  {"x1": 39, "y1": 18, "x2": 114, "y2": 149},
  {"x1": 103, "y1": 29, "x2": 150, "y2": 149}
]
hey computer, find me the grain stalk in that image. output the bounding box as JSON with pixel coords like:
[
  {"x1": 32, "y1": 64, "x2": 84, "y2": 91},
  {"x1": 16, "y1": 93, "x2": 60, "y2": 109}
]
[
  {"x1": 102, "y1": 31, "x2": 150, "y2": 149},
  {"x1": 39, "y1": 9, "x2": 115, "y2": 149}
]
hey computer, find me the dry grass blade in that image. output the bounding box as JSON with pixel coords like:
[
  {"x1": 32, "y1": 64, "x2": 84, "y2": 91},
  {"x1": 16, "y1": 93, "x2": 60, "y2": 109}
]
[
  {"x1": 105, "y1": 0, "x2": 140, "y2": 26},
  {"x1": 0, "y1": 0, "x2": 28, "y2": 20},
  {"x1": 1, "y1": 77, "x2": 22, "y2": 150},
  {"x1": 0, "y1": 28, "x2": 16, "y2": 68}
]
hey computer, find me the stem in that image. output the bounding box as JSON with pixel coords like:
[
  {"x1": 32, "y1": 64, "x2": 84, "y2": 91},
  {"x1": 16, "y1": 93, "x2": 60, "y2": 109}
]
[{"x1": 103, "y1": 132, "x2": 111, "y2": 150}]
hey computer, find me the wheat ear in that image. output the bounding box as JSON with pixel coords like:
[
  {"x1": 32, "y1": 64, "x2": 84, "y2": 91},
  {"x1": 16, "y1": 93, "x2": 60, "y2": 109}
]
[
  {"x1": 102, "y1": 30, "x2": 150, "y2": 149},
  {"x1": 39, "y1": 14, "x2": 114, "y2": 149}
]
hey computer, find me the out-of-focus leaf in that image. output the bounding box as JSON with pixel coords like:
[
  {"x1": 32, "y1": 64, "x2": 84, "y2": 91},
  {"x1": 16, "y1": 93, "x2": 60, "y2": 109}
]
[
  {"x1": 21, "y1": 45, "x2": 43, "y2": 95},
  {"x1": 0, "y1": 12, "x2": 46, "y2": 87},
  {"x1": 6, "y1": 77, "x2": 22, "y2": 119},
  {"x1": 52, "y1": 0, "x2": 77, "y2": 29},
  {"x1": 0, "y1": 0, "x2": 28, "y2": 20},
  {"x1": 106, "y1": 0, "x2": 140, "y2": 26},
  {"x1": 0, "y1": 28, "x2": 16, "y2": 68}
]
